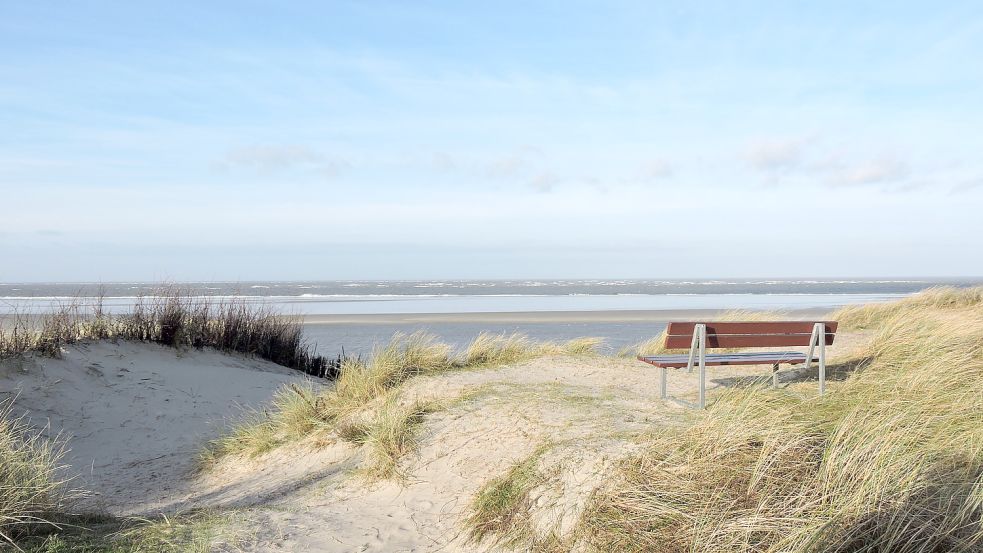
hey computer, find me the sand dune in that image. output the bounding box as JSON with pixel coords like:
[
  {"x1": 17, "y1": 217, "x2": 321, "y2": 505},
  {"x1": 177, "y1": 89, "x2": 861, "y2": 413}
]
[
  {"x1": 0, "y1": 341, "x2": 309, "y2": 515},
  {"x1": 1, "y1": 333, "x2": 865, "y2": 551}
]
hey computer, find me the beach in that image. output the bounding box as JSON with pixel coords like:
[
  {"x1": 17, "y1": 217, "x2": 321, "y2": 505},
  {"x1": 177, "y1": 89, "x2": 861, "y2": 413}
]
[
  {"x1": 1, "y1": 278, "x2": 970, "y2": 356},
  {"x1": 3, "y1": 285, "x2": 983, "y2": 551},
  {"x1": 7, "y1": 3, "x2": 982, "y2": 549},
  {"x1": 296, "y1": 307, "x2": 832, "y2": 356}
]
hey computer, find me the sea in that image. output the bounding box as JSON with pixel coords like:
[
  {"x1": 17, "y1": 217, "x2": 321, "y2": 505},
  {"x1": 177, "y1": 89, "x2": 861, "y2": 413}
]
[{"x1": 1, "y1": 278, "x2": 979, "y2": 356}]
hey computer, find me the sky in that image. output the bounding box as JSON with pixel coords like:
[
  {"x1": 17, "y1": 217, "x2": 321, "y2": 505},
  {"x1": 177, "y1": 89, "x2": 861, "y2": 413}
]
[{"x1": 2, "y1": 1, "x2": 982, "y2": 281}]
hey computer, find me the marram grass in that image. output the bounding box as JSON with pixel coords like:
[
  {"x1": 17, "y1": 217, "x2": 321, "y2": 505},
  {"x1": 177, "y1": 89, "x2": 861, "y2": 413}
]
[
  {"x1": 0, "y1": 401, "x2": 72, "y2": 547},
  {"x1": 203, "y1": 331, "x2": 602, "y2": 470},
  {"x1": 16, "y1": 511, "x2": 228, "y2": 552},
  {"x1": 361, "y1": 393, "x2": 442, "y2": 480},
  {"x1": 584, "y1": 288, "x2": 983, "y2": 552},
  {"x1": 4, "y1": 396, "x2": 230, "y2": 551},
  {"x1": 832, "y1": 285, "x2": 983, "y2": 330},
  {"x1": 467, "y1": 442, "x2": 552, "y2": 547}
]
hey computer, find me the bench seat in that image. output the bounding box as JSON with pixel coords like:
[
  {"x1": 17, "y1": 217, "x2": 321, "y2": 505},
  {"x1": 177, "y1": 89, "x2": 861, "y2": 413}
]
[{"x1": 639, "y1": 351, "x2": 817, "y2": 368}]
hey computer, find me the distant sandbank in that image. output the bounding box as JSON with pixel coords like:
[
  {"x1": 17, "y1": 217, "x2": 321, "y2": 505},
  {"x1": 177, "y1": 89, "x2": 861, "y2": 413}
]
[{"x1": 293, "y1": 307, "x2": 833, "y2": 325}]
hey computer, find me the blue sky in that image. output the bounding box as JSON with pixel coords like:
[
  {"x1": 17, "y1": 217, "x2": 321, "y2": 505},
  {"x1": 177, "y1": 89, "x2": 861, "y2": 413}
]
[{"x1": 2, "y1": 1, "x2": 982, "y2": 281}]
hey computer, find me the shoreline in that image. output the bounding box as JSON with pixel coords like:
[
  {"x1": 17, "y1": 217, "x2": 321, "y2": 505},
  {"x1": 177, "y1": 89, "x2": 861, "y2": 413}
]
[{"x1": 294, "y1": 307, "x2": 833, "y2": 325}]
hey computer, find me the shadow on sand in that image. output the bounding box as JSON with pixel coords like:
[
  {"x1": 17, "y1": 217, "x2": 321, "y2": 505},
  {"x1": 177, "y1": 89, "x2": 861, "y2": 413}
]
[{"x1": 710, "y1": 356, "x2": 875, "y2": 390}]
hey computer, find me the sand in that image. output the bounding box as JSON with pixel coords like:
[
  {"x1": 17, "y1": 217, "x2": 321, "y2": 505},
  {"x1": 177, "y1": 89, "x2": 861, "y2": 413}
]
[
  {"x1": 0, "y1": 330, "x2": 868, "y2": 551},
  {"x1": 0, "y1": 340, "x2": 309, "y2": 514},
  {"x1": 209, "y1": 334, "x2": 866, "y2": 552}
]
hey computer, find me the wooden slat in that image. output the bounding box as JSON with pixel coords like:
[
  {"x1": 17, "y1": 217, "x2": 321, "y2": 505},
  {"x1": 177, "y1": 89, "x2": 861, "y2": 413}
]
[
  {"x1": 664, "y1": 333, "x2": 833, "y2": 348},
  {"x1": 639, "y1": 351, "x2": 813, "y2": 368},
  {"x1": 663, "y1": 321, "x2": 837, "y2": 349},
  {"x1": 667, "y1": 321, "x2": 838, "y2": 335}
]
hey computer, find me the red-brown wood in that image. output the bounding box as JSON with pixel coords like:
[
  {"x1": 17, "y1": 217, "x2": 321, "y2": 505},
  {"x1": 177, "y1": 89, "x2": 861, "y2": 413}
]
[
  {"x1": 663, "y1": 321, "x2": 837, "y2": 349},
  {"x1": 666, "y1": 321, "x2": 838, "y2": 335}
]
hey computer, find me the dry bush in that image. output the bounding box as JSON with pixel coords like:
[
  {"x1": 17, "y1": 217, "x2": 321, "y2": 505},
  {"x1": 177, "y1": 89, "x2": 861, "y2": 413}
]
[{"x1": 0, "y1": 287, "x2": 335, "y2": 376}]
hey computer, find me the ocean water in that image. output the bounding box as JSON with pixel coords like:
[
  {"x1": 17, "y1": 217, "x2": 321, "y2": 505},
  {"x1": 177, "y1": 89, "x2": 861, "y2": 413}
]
[{"x1": 1, "y1": 278, "x2": 979, "y2": 356}]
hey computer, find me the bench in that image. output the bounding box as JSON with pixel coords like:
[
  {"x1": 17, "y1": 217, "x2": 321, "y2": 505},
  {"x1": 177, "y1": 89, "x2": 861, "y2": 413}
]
[{"x1": 638, "y1": 321, "x2": 837, "y2": 408}]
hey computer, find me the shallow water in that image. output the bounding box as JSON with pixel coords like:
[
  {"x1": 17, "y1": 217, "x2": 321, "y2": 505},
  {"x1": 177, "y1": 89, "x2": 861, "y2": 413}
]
[{"x1": 2, "y1": 278, "x2": 979, "y2": 357}]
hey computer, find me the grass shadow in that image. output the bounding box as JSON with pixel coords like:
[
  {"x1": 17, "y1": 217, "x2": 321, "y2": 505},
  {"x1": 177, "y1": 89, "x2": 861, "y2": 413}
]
[{"x1": 710, "y1": 356, "x2": 874, "y2": 389}]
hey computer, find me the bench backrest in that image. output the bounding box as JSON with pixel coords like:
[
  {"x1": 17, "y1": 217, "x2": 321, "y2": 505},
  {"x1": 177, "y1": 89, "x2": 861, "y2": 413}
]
[{"x1": 664, "y1": 321, "x2": 838, "y2": 349}]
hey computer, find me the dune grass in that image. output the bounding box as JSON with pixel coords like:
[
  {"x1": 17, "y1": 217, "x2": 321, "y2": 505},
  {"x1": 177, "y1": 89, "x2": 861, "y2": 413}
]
[
  {"x1": 0, "y1": 288, "x2": 334, "y2": 376},
  {"x1": 583, "y1": 288, "x2": 983, "y2": 552},
  {"x1": 0, "y1": 401, "x2": 74, "y2": 548},
  {"x1": 203, "y1": 332, "x2": 602, "y2": 474},
  {"x1": 3, "y1": 398, "x2": 232, "y2": 551},
  {"x1": 832, "y1": 285, "x2": 983, "y2": 329},
  {"x1": 361, "y1": 394, "x2": 442, "y2": 479},
  {"x1": 467, "y1": 442, "x2": 552, "y2": 547},
  {"x1": 16, "y1": 512, "x2": 228, "y2": 553}
]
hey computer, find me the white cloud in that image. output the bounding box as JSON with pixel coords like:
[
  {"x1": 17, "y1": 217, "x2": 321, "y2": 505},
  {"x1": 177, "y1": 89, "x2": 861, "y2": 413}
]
[
  {"x1": 484, "y1": 154, "x2": 531, "y2": 178},
  {"x1": 744, "y1": 137, "x2": 810, "y2": 171},
  {"x1": 637, "y1": 159, "x2": 674, "y2": 181},
  {"x1": 429, "y1": 152, "x2": 458, "y2": 171},
  {"x1": 528, "y1": 172, "x2": 560, "y2": 193},
  {"x1": 218, "y1": 145, "x2": 349, "y2": 177},
  {"x1": 743, "y1": 137, "x2": 921, "y2": 191},
  {"x1": 827, "y1": 158, "x2": 910, "y2": 187},
  {"x1": 949, "y1": 178, "x2": 983, "y2": 195},
  {"x1": 482, "y1": 146, "x2": 544, "y2": 178}
]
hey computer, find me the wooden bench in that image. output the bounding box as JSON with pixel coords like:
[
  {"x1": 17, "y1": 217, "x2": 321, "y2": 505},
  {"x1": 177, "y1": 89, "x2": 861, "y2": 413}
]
[{"x1": 638, "y1": 321, "x2": 837, "y2": 408}]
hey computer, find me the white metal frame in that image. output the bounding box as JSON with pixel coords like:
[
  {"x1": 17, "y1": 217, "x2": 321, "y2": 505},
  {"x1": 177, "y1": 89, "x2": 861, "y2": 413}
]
[
  {"x1": 660, "y1": 322, "x2": 828, "y2": 410},
  {"x1": 660, "y1": 323, "x2": 707, "y2": 408},
  {"x1": 804, "y1": 322, "x2": 827, "y2": 396}
]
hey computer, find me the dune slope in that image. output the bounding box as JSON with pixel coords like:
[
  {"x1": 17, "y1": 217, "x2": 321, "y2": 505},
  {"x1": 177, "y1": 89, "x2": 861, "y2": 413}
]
[{"x1": 0, "y1": 340, "x2": 308, "y2": 515}]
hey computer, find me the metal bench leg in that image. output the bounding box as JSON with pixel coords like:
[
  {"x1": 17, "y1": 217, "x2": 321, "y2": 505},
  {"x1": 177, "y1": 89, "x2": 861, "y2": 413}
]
[
  {"x1": 818, "y1": 325, "x2": 826, "y2": 396},
  {"x1": 697, "y1": 324, "x2": 706, "y2": 409},
  {"x1": 660, "y1": 366, "x2": 667, "y2": 399},
  {"x1": 805, "y1": 323, "x2": 818, "y2": 373},
  {"x1": 685, "y1": 329, "x2": 698, "y2": 374},
  {"x1": 772, "y1": 363, "x2": 779, "y2": 388}
]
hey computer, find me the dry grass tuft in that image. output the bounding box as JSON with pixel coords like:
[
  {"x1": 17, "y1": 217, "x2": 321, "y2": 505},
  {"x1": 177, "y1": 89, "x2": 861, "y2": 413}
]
[
  {"x1": 205, "y1": 332, "x2": 600, "y2": 474},
  {"x1": 585, "y1": 290, "x2": 983, "y2": 552},
  {"x1": 0, "y1": 401, "x2": 75, "y2": 548},
  {"x1": 361, "y1": 394, "x2": 442, "y2": 479},
  {"x1": 200, "y1": 381, "x2": 329, "y2": 464},
  {"x1": 464, "y1": 333, "x2": 602, "y2": 366},
  {"x1": 832, "y1": 285, "x2": 983, "y2": 329},
  {"x1": 18, "y1": 511, "x2": 228, "y2": 552},
  {"x1": 467, "y1": 442, "x2": 552, "y2": 547}
]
